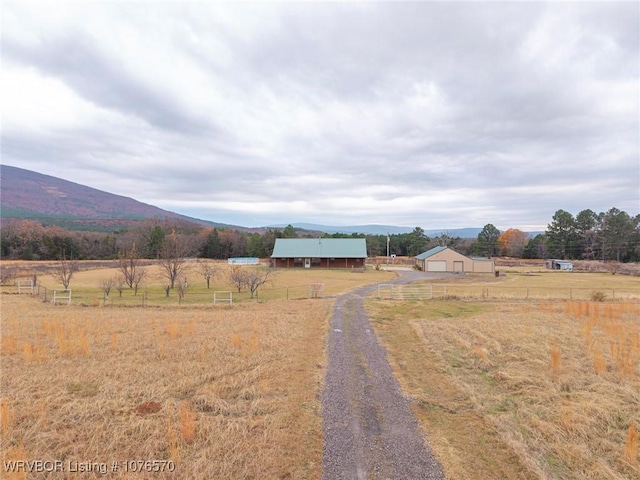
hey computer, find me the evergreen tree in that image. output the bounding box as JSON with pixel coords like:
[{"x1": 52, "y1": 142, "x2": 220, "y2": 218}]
[
  {"x1": 522, "y1": 234, "x2": 547, "y2": 259},
  {"x1": 545, "y1": 210, "x2": 579, "y2": 259},
  {"x1": 246, "y1": 233, "x2": 268, "y2": 258},
  {"x1": 575, "y1": 209, "x2": 598, "y2": 260},
  {"x1": 282, "y1": 224, "x2": 298, "y2": 238},
  {"x1": 406, "y1": 227, "x2": 430, "y2": 256},
  {"x1": 476, "y1": 224, "x2": 501, "y2": 257},
  {"x1": 201, "y1": 229, "x2": 224, "y2": 259},
  {"x1": 600, "y1": 208, "x2": 636, "y2": 262},
  {"x1": 146, "y1": 225, "x2": 165, "y2": 259}
]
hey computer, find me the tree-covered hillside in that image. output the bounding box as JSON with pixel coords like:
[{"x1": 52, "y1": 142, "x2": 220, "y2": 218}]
[{"x1": 2, "y1": 208, "x2": 638, "y2": 263}]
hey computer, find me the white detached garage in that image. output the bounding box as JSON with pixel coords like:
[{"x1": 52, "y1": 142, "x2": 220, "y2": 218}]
[{"x1": 415, "y1": 246, "x2": 495, "y2": 273}]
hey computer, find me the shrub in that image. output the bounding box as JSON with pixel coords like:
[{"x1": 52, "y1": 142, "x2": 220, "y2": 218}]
[{"x1": 590, "y1": 291, "x2": 607, "y2": 302}]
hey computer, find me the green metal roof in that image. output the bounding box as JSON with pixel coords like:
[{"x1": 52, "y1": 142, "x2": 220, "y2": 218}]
[
  {"x1": 271, "y1": 238, "x2": 367, "y2": 258},
  {"x1": 415, "y1": 246, "x2": 448, "y2": 260}
]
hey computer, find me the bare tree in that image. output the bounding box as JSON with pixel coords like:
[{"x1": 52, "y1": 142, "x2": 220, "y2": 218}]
[
  {"x1": 115, "y1": 274, "x2": 126, "y2": 297},
  {"x1": 226, "y1": 266, "x2": 249, "y2": 293},
  {"x1": 176, "y1": 277, "x2": 189, "y2": 300},
  {"x1": 245, "y1": 267, "x2": 274, "y2": 299},
  {"x1": 100, "y1": 277, "x2": 115, "y2": 298},
  {"x1": 158, "y1": 230, "x2": 194, "y2": 289},
  {"x1": 0, "y1": 267, "x2": 16, "y2": 286},
  {"x1": 198, "y1": 260, "x2": 218, "y2": 289},
  {"x1": 434, "y1": 232, "x2": 459, "y2": 248},
  {"x1": 131, "y1": 267, "x2": 147, "y2": 296},
  {"x1": 51, "y1": 253, "x2": 79, "y2": 289},
  {"x1": 226, "y1": 266, "x2": 274, "y2": 298},
  {"x1": 118, "y1": 244, "x2": 144, "y2": 289}
]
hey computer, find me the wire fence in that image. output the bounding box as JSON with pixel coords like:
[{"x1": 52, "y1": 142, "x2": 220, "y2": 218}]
[
  {"x1": 3, "y1": 280, "x2": 640, "y2": 307},
  {"x1": 377, "y1": 283, "x2": 640, "y2": 302},
  {"x1": 3, "y1": 281, "x2": 327, "y2": 307},
  {"x1": 378, "y1": 283, "x2": 448, "y2": 300}
]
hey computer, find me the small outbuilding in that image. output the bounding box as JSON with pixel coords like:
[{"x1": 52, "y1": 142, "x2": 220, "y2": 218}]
[
  {"x1": 271, "y1": 238, "x2": 367, "y2": 269},
  {"x1": 415, "y1": 246, "x2": 495, "y2": 273},
  {"x1": 546, "y1": 259, "x2": 573, "y2": 271}
]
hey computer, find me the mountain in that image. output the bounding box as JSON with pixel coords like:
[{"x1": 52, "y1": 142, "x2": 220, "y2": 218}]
[
  {"x1": 267, "y1": 223, "x2": 415, "y2": 235},
  {"x1": 1, "y1": 166, "x2": 543, "y2": 237},
  {"x1": 267, "y1": 223, "x2": 487, "y2": 238},
  {"x1": 0, "y1": 165, "x2": 238, "y2": 231},
  {"x1": 425, "y1": 228, "x2": 483, "y2": 238}
]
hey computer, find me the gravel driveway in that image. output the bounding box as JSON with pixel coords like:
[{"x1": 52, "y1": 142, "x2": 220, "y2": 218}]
[{"x1": 321, "y1": 271, "x2": 447, "y2": 480}]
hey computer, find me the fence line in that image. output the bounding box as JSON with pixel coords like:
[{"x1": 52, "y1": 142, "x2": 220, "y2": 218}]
[
  {"x1": 52, "y1": 289, "x2": 72, "y2": 305},
  {"x1": 35, "y1": 282, "x2": 48, "y2": 302},
  {"x1": 310, "y1": 283, "x2": 325, "y2": 298},
  {"x1": 4, "y1": 281, "x2": 640, "y2": 308},
  {"x1": 17, "y1": 280, "x2": 34, "y2": 294},
  {"x1": 15, "y1": 283, "x2": 316, "y2": 307},
  {"x1": 213, "y1": 291, "x2": 233, "y2": 305},
  {"x1": 394, "y1": 284, "x2": 433, "y2": 300},
  {"x1": 377, "y1": 284, "x2": 640, "y2": 302},
  {"x1": 377, "y1": 284, "x2": 449, "y2": 300}
]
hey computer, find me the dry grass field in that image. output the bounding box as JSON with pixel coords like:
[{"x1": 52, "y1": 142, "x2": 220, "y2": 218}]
[
  {"x1": 414, "y1": 270, "x2": 640, "y2": 301},
  {"x1": 1, "y1": 293, "x2": 332, "y2": 479},
  {"x1": 3, "y1": 259, "x2": 639, "y2": 479},
  {"x1": 0, "y1": 262, "x2": 395, "y2": 479},
  {"x1": 367, "y1": 296, "x2": 640, "y2": 479},
  {"x1": 2, "y1": 260, "x2": 397, "y2": 305}
]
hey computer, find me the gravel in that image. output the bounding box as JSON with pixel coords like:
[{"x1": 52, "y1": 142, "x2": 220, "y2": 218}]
[{"x1": 322, "y1": 271, "x2": 447, "y2": 480}]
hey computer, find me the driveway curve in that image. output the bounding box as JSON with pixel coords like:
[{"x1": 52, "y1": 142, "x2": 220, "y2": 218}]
[{"x1": 321, "y1": 271, "x2": 448, "y2": 480}]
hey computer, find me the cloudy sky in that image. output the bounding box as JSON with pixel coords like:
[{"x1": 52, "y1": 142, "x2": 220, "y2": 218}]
[{"x1": 2, "y1": 1, "x2": 638, "y2": 230}]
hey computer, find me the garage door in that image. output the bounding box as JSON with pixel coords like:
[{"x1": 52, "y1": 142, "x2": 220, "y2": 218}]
[
  {"x1": 427, "y1": 260, "x2": 447, "y2": 272},
  {"x1": 453, "y1": 261, "x2": 464, "y2": 273}
]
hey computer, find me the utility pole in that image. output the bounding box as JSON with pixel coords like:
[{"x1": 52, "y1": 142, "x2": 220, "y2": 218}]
[
  {"x1": 601, "y1": 216, "x2": 606, "y2": 261},
  {"x1": 386, "y1": 233, "x2": 390, "y2": 265}
]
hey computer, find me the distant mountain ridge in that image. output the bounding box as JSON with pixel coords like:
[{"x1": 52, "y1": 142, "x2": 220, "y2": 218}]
[
  {"x1": 0, "y1": 165, "x2": 235, "y2": 230},
  {"x1": 1, "y1": 166, "x2": 543, "y2": 237},
  {"x1": 267, "y1": 223, "x2": 487, "y2": 238},
  {"x1": 268, "y1": 223, "x2": 416, "y2": 235}
]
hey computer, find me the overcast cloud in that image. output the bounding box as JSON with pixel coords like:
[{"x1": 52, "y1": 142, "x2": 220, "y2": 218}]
[{"x1": 2, "y1": 1, "x2": 638, "y2": 230}]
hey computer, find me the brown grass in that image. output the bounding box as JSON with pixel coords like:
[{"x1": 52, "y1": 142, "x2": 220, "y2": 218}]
[
  {"x1": 421, "y1": 270, "x2": 640, "y2": 301},
  {"x1": 19, "y1": 260, "x2": 397, "y2": 305},
  {"x1": 1, "y1": 293, "x2": 329, "y2": 479},
  {"x1": 178, "y1": 402, "x2": 196, "y2": 444},
  {"x1": 626, "y1": 422, "x2": 639, "y2": 465},
  {"x1": 367, "y1": 298, "x2": 640, "y2": 479},
  {"x1": 550, "y1": 344, "x2": 561, "y2": 376},
  {"x1": 1, "y1": 399, "x2": 13, "y2": 435}
]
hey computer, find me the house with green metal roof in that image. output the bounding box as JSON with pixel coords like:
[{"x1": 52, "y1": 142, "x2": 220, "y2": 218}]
[
  {"x1": 271, "y1": 238, "x2": 367, "y2": 269},
  {"x1": 415, "y1": 246, "x2": 494, "y2": 273}
]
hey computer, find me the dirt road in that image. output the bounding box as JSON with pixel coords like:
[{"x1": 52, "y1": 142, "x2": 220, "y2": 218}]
[{"x1": 321, "y1": 271, "x2": 446, "y2": 479}]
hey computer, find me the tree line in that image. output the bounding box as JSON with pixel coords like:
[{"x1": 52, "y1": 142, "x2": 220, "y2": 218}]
[{"x1": 1, "y1": 207, "x2": 638, "y2": 263}]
